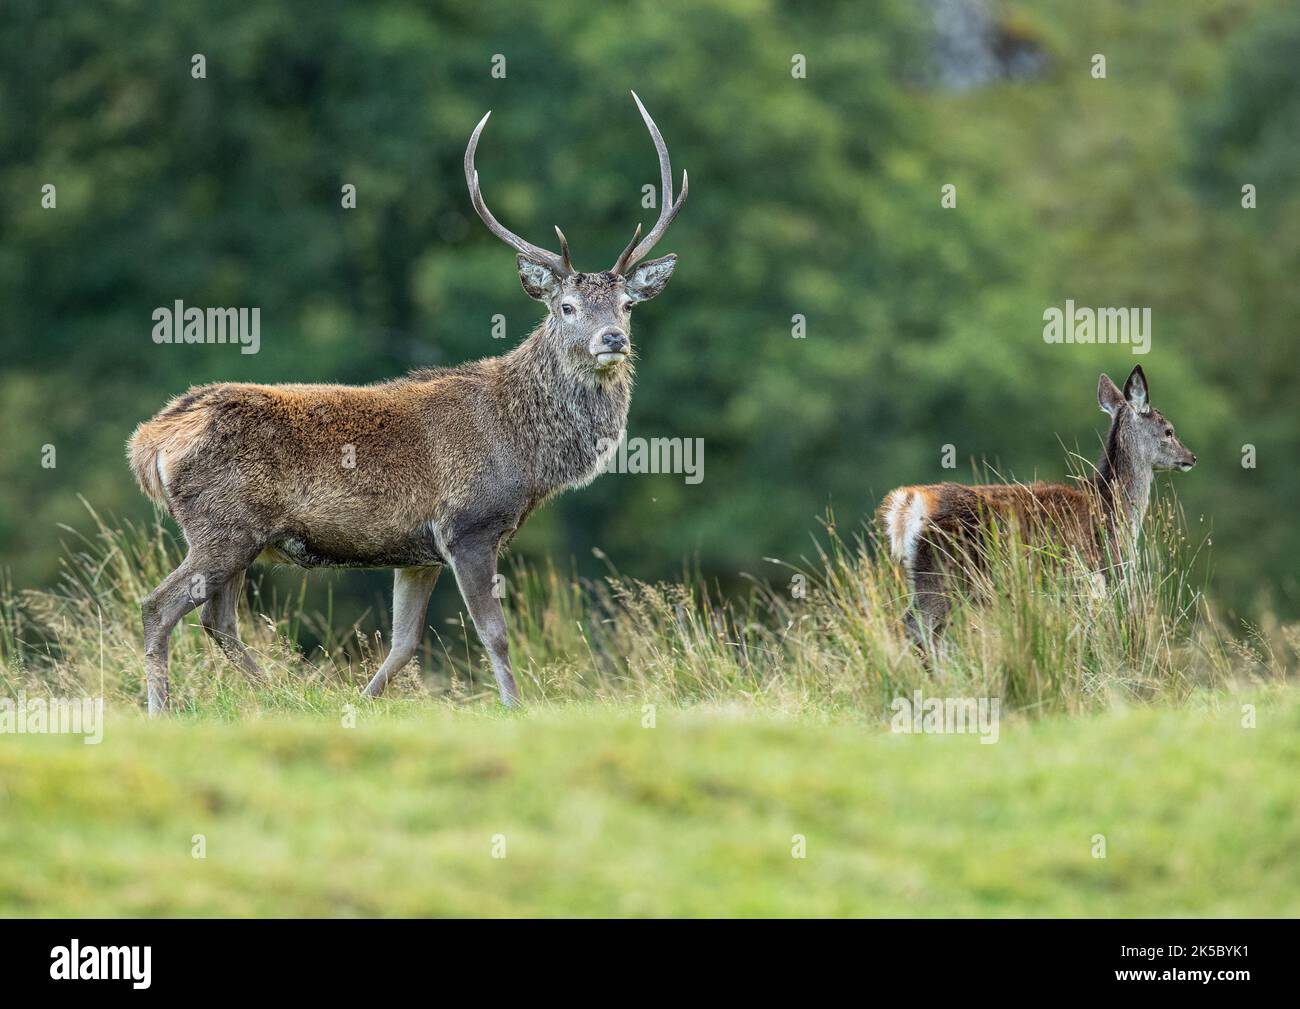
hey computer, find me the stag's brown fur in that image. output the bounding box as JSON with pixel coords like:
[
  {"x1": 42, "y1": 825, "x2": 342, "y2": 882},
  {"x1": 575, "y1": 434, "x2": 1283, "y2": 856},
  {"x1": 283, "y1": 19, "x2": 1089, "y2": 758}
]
[{"x1": 130, "y1": 320, "x2": 633, "y2": 569}]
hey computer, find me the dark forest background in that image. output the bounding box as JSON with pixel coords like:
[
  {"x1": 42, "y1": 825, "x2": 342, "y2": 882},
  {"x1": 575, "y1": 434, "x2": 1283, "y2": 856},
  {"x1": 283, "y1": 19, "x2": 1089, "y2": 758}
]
[{"x1": 2, "y1": 0, "x2": 1297, "y2": 631}]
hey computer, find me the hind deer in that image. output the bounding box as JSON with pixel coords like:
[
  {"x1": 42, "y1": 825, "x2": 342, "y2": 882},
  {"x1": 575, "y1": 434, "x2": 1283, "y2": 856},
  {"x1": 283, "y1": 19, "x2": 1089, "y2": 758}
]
[
  {"x1": 878, "y1": 365, "x2": 1196, "y2": 648},
  {"x1": 127, "y1": 93, "x2": 687, "y2": 715}
]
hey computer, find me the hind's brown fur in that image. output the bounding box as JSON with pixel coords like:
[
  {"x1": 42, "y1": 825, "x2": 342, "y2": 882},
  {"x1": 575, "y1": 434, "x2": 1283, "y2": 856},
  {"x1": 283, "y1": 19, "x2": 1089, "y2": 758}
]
[{"x1": 878, "y1": 481, "x2": 1101, "y2": 562}]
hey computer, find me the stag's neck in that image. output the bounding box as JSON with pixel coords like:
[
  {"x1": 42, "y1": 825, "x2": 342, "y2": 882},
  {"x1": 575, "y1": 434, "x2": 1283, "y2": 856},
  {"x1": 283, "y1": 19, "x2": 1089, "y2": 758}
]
[
  {"x1": 496, "y1": 321, "x2": 633, "y2": 496},
  {"x1": 1093, "y1": 421, "x2": 1152, "y2": 544}
]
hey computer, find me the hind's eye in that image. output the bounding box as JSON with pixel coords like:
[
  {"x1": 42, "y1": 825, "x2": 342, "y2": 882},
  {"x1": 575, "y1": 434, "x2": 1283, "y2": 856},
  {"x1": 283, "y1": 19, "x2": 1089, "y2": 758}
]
[
  {"x1": 1164, "y1": 428, "x2": 1174, "y2": 437},
  {"x1": 560, "y1": 303, "x2": 576, "y2": 317}
]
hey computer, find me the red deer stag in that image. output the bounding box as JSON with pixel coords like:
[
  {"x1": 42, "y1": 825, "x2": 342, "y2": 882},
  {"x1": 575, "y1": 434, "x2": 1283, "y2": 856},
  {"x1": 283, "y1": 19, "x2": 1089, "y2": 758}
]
[{"x1": 127, "y1": 93, "x2": 688, "y2": 714}]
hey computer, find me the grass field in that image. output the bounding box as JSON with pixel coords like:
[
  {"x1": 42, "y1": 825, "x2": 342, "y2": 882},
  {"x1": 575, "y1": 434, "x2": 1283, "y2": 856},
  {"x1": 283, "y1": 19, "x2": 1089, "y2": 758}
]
[
  {"x1": 1, "y1": 694, "x2": 1297, "y2": 917},
  {"x1": 1, "y1": 502, "x2": 1296, "y2": 916},
  {"x1": 3, "y1": 496, "x2": 1293, "y2": 718}
]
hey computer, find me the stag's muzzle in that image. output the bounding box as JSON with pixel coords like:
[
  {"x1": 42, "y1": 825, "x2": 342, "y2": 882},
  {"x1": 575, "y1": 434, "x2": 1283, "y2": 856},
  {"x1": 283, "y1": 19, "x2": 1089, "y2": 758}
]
[{"x1": 592, "y1": 329, "x2": 629, "y2": 366}]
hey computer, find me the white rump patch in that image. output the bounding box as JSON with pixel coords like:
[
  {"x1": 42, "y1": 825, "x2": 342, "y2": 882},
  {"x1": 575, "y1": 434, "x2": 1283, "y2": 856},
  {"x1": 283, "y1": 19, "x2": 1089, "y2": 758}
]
[
  {"x1": 902, "y1": 494, "x2": 929, "y2": 567},
  {"x1": 884, "y1": 491, "x2": 907, "y2": 561},
  {"x1": 155, "y1": 450, "x2": 170, "y2": 491},
  {"x1": 884, "y1": 489, "x2": 931, "y2": 569}
]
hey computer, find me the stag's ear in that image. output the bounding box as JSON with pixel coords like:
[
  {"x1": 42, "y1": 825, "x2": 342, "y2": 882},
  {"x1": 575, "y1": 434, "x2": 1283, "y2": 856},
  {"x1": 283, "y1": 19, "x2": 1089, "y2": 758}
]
[
  {"x1": 1123, "y1": 365, "x2": 1150, "y2": 415},
  {"x1": 1098, "y1": 373, "x2": 1126, "y2": 417},
  {"x1": 625, "y1": 254, "x2": 677, "y2": 304},
  {"x1": 517, "y1": 255, "x2": 562, "y2": 302}
]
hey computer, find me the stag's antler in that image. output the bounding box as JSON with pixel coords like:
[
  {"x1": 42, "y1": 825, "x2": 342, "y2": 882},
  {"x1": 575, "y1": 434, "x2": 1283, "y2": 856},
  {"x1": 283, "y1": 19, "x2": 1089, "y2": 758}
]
[
  {"x1": 611, "y1": 92, "x2": 689, "y2": 275},
  {"x1": 465, "y1": 111, "x2": 574, "y2": 276},
  {"x1": 466, "y1": 96, "x2": 686, "y2": 277}
]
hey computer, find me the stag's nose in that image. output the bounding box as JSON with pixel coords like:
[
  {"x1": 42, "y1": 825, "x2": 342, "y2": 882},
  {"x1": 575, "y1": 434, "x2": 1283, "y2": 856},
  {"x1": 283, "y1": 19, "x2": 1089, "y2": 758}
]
[{"x1": 601, "y1": 330, "x2": 628, "y2": 352}]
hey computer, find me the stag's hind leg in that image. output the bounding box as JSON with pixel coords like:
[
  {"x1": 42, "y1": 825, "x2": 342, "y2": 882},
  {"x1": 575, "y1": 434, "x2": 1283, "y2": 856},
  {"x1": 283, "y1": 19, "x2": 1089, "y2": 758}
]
[
  {"x1": 363, "y1": 566, "x2": 441, "y2": 698},
  {"x1": 142, "y1": 559, "x2": 199, "y2": 716},
  {"x1": 200, "y1": 569, "x2": 262, "y2": 679},
  {"x1": 142, "y1": 533, "x2": 261, "y2": 716}
]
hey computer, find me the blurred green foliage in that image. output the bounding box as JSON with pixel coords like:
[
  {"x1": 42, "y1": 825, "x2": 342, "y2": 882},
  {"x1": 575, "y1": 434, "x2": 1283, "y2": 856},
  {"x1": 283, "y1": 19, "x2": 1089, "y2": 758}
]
[{"x1": 1, "y1": 0, "x2": 1296, "y2": 624}]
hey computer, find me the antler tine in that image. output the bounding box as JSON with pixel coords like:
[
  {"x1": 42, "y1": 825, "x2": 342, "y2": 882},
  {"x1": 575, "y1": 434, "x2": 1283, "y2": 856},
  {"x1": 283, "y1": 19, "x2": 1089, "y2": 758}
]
[
  {"x1": 610, "y1": 224, "x2": 642, "y2": 276},
  {"x1": 612, "y1": 92, "x2": 689, "y2": 274},
  {"x1": 465, "y1": 111, "x2": 573, "y2": 276},
  {"x1": 554, "y1": 226, "x2": 573, "y2": 274}
]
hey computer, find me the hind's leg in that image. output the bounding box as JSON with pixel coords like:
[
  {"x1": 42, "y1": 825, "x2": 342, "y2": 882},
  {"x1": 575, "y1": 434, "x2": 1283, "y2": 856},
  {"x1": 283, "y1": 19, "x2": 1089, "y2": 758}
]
[
  {"x1": 897, "y1": 565, "x2": 931, "y2": 654},
  {"x1": 200, "y1": 569, "x2": 262, "y2": 679},
  {"x1": 903, "y1": 608, "x2": 927, "y2": 650},
  {"x1": 907, "y1": 562, "x2": 951, "y2": 655}
]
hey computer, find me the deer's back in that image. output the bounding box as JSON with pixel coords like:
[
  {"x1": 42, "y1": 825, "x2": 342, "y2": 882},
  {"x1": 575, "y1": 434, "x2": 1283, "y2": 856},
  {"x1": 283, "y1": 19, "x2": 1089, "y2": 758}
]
[{"x1": 878, "y1": 480, "x2": 1100, "y2": 571}]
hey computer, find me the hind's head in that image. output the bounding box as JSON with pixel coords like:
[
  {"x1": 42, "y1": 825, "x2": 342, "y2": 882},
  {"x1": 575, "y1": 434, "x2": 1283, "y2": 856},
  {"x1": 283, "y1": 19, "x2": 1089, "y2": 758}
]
[{"x1": 1098, "y1": 365, "x2": 1197, "y2": 473}]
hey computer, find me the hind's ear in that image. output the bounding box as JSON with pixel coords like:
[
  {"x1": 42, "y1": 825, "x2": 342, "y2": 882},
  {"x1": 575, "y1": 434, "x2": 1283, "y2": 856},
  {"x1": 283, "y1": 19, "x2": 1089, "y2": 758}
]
[
  {"x1": 1098, "y1": 374, "x2": 1125, "y2": 417},
  {"x1": 1123, "y1": 365, "x2": 1150, "y2": 415}
]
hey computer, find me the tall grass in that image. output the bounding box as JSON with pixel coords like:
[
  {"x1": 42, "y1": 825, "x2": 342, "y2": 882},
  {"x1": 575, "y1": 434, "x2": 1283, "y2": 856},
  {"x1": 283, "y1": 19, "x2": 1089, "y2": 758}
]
[{"x1": 0, "y1": 496, "x2": 1293, "y2": 719}]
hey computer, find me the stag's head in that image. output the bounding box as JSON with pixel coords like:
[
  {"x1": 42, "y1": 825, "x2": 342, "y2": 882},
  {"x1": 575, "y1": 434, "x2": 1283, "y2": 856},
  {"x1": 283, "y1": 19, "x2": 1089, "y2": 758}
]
[{"x1": 465, "y1": 93, "x2": 687, "y2": 375}]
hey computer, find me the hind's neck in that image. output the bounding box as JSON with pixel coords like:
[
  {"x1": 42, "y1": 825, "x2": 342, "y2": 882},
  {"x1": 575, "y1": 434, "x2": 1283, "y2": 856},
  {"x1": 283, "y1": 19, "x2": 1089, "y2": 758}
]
[{"x1": 1093, "y1": 417, "x2": 1152, "y2": 543}]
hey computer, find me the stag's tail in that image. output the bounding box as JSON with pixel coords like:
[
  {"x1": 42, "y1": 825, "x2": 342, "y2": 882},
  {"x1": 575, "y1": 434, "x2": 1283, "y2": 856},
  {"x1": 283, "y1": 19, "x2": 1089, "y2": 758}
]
[{"x1": 126, "y1": 390, "x2": 213, "y2": 506}]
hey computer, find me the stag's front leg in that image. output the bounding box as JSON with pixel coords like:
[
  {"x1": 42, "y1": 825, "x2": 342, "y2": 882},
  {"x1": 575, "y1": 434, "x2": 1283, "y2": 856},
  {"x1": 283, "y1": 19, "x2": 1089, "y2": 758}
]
[{"x1": 447, "y1": 536, "x2": 520, "y2": 707}]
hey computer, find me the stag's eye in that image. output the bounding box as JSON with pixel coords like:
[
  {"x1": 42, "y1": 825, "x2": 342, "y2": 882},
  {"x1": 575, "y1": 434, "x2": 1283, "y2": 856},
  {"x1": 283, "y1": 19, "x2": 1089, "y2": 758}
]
[
  {"x1": 560, "y1": 303, "x2": 576, "y2": 317},
  {"x1": 1164, "y1": 427, "x2": 1174, "y2": 438}
]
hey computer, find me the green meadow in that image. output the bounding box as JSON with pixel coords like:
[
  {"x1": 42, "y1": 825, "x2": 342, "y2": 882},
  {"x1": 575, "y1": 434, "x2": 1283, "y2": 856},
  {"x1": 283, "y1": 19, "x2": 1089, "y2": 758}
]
[
  {"x1": 1, "y1": 695, "x2": 1296, "y2": 917},
  {"x1": 0, "y1": 507, "x2": 1296, "y2": 917}
]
